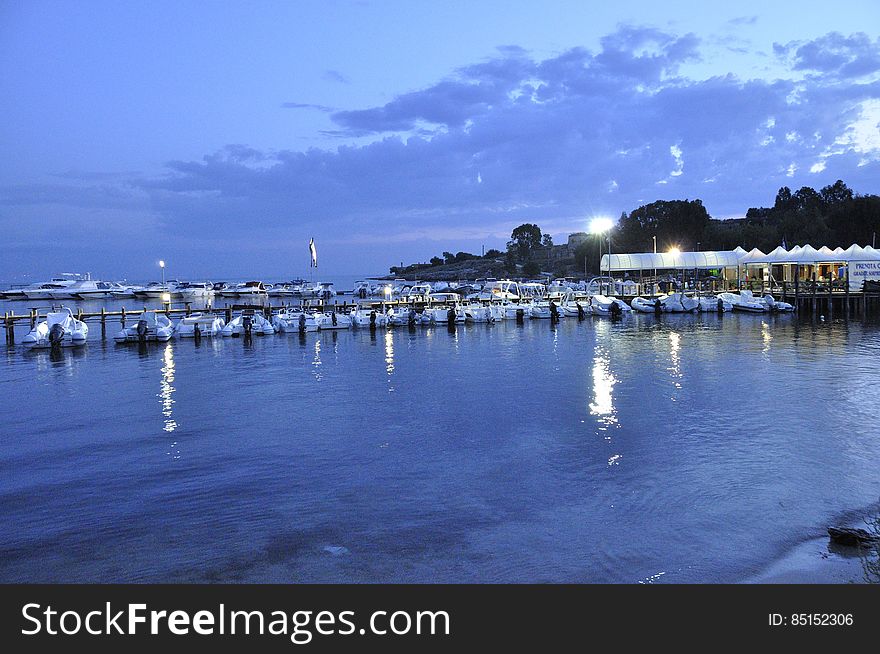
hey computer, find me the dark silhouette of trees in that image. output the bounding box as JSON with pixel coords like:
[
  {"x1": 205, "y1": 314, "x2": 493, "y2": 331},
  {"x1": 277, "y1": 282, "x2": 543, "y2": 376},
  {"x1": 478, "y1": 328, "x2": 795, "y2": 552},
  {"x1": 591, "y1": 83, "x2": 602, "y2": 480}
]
[{"x1": 507, "y1": 223, "x2": 543, "y2": 262}]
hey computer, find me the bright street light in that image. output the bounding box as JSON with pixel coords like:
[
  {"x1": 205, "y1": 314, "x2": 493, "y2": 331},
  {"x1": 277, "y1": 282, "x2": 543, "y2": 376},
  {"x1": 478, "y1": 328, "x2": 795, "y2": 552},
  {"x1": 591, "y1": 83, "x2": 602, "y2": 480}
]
[
  {"x1": 159, "y1": 260, "x2": 165, "y2": 268},
  {"x1": 589, "y1": 217, "x2": 614, "y2": 234},
  {"x1": 668, "y1": 247, "x2": 680, "y2": 255}
]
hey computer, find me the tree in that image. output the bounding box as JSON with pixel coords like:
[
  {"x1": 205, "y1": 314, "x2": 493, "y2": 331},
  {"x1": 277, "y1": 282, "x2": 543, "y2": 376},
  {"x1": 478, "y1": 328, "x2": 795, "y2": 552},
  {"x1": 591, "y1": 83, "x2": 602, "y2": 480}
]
[
  {"x1": 507, "y1": 223, "x2": 543, "y2": 263},
  {"x1": 615, "y1": 199, "x2": 711, "y2": 252},
  {"x1": 442, "y1": 251, "x2": 455, "y2": 264},
  {"x1": 820, "y1": 179, "x2": 853, "y2": 207},
  {"x1": 454, "y1": 251, "x2": 478, "y2": 262},
  {"x1": 541, "y1": 234, "x2": 553, "y2": 248},
  {"x1": 522, "y1": 260, "x2": 541, "y2": 277},
  {"x1": 430, "y1": 256, "x2": 443, "y2": 266},
  {"x1": 483, "y1": 248, "x2": 502, "y2": 258}
]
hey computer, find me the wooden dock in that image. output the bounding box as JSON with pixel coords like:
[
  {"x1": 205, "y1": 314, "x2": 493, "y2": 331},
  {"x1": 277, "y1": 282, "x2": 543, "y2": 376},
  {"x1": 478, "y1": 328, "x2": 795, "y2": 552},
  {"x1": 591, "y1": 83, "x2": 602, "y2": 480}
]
[{"x1": 1, "y1": 297, "x2": 463, "y2": 343}]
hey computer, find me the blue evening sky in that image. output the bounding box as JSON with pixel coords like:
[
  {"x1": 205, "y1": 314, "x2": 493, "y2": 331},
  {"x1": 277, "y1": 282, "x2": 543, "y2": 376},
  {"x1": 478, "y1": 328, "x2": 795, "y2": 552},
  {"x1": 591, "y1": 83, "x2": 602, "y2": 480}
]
[{"x1": 1, "y1": 0, "x2": 879, "y2": 280}]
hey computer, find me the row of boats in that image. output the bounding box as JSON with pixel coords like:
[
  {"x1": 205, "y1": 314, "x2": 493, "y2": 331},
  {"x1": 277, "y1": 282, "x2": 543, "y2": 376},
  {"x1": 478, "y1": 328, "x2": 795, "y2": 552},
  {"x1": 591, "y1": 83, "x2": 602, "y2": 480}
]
[
  {"x1": 21, "y1": 288, "x2": 793, "y2": 349},
  {"x1": 1, "y1": 277, "x2": 339, "y2": 302}
]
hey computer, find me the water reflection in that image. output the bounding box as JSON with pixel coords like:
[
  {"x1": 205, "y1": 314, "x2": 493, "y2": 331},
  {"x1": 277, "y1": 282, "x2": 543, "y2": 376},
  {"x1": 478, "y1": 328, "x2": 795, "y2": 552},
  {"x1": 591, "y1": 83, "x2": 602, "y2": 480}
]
[
  {"x1": 384, "y1": 330, "x2": 395, "y2": 392},
  {"x1": 312, "y1": 338, "x2": 322, "y2": 381},
  {"x1": 668, "y1": 331, "x2": 682, "y2": 396},
  {"x1": 589, "y1": 345, "x2": 618, "y2": 431},
  {"x1": 158, "y1": 344, "x2": 179, "y2": 461},
  {"x1": 761, "y1": 321, "x2": 772, "y2": 355}
]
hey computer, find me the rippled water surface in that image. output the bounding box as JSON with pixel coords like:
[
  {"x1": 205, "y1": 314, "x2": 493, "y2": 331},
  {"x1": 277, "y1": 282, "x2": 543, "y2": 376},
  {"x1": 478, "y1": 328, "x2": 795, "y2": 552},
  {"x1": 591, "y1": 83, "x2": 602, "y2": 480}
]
[{"x1": 2, "y1": 306, "x2": 879, "y2": 582}]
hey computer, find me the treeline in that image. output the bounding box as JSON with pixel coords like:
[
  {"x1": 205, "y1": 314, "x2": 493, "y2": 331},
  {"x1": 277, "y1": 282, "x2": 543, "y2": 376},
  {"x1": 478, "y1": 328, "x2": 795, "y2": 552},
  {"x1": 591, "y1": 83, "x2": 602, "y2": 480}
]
[
  {"x1": 575, "y1": 179, "x2": 880, "y2": 273},
  {"x1": 392, "y1": 180, "x2": 880, "y2": 277}
]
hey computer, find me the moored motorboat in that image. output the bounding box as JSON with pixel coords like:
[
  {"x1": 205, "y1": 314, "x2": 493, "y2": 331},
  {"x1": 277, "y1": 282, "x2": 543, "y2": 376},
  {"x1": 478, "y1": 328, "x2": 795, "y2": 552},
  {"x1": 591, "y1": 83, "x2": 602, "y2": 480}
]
[
  {"x1": 115, "y1": 312, "x2": 174, "y2": 342},
  {"x1": 221, "y1": 310, "x2": 275, "y2": 336},
  {"x1": 174, "y1": 313, "x2": 225, "y2": 337},
  {"x1": 22, "y1": 308, "x2": 89, "y2": 348},
  {"x1": 718, "y1": 292, "x2": 766, "y2": 313},
  {"x1": 272, "y1": 308, "x2": 320, "y2": 333}
]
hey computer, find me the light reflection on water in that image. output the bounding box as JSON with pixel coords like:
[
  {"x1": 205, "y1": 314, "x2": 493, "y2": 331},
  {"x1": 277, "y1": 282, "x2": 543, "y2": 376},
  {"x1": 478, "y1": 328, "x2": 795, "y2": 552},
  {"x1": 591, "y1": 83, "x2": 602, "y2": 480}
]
[{"x1": 1, "y1": 313, "x2": 880, "y2": 583}]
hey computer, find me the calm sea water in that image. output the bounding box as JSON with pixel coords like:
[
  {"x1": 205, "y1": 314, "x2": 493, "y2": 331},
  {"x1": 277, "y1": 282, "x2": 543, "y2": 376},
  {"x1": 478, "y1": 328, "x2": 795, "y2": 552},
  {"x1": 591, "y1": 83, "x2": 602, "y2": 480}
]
[{"x1": 1, "y1": 302, "x2": 879, "y2": 583}]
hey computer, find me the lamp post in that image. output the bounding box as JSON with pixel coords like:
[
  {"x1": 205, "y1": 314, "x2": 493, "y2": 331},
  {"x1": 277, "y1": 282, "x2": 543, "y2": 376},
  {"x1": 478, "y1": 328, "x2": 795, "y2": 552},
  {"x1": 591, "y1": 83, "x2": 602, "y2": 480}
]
[
  {"x1": 590, "y1": 217, "x2": 614, "y2": 295},
  {"x1": 159, "y1": 260, "x2": 169, "y2": 312}
]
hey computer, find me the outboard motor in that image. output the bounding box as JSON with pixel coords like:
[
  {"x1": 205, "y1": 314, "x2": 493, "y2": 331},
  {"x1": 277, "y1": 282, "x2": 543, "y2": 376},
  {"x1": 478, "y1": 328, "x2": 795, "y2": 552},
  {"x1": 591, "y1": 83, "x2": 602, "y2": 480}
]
[
  {"x1": 331, "y1": 312, "x2": 338, "y2": 326},
  {"x1": 447, "y1": 307, "x2": 456, "y2": 324},
  {"x1": 243, "y1": 314, "x2": 253, "y2": 337},
  {"x1": 137, "y1": 319, "x2": 148, "y2": 342},
  {"x1": 576, "y1": 302, "x2": 585, "y2": 320},
  {"x1": 610, "y1": 301, "x2": 622, "y2": 319},
  {"x1": 549, "y1": 300, "x2": 559, "y2": 322},
  {"x1": 48, "y1": 323, "x2": 65, "y2": 348},
  {"x1": 193, "y1": 322, "x2": 202, "y2": 343},
  {"x1": 369, "y1": 310, "x2": 377, "y2": 329},
  {"x1": 516, "y1": 308, "x2": 525, "y2": 324},
  {"x1": 359, "y1": 287, "x2": 367, "y2": 299},
  {"x1": 408, "y1": 309, "x2": 416, "y2": 326},
  {"x1": 653, "y1": 298, "x2": 662, "y2": 316},
  {"x1": 298, "y1": 313, "x2": 307, "y2": 334},
  {"x1": 717, "y1": 298, "x2": 724, "y2": 314}
]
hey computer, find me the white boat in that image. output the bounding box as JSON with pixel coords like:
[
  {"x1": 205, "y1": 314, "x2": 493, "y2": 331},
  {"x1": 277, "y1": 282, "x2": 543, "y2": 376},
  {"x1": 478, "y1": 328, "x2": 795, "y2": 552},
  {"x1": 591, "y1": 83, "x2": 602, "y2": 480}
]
[
  {"x1": 174, "y1": 313, "x2": 225, "y2": 337},
  {"x1": 718, "y1": 291, "x2": 766, "y2": 313},
  {"x1": 272, "y1": 308, "x2": 320, "y2": 333},
  {"x1": 303, "y1": 282, "x2": 337, "y2": 299},
  {"x1": 22, "y1": 281, "x2": 78, "y2": 301},
  {"x1": 466, "y1": 279, "x2": 523, "y2": 302},
  {"x1": 114, "y1": 312, "x2": 174, "y2": 342},
  {"x1": 759, "y1": 293, "x2": 794, "y2": 312},
  {"x1": 463, "y1": 303, "x2": 503, "y2": 323},
  {"x1": 221, "y1": 310, "x2": 275, "y2": 336},
  {"x1": 422, "y1": 293, "x2": 466, "y2": 323},
  {"x1": 631, "y1": 297, "x2": 661, "y2": 313},
  {"x1": 71, "y1": 281, "x2": 126, "y2": 300},
  {"x1": 350, "y1": 308, "x2": 389, "y2": 327},
  {"x1": 529, "y1": 299, "x2": 564, "y2": 319},
  {"x1": 133, "y1": 281, "x2": 177, "y2": 299},
  {"x1": 319, "y1": 310, "x2": 350, "y2": 329},
  {"x1": 235, "y1": 281, "x2": 269, "y2": 299},
  {"x1": 174, "y1": 282, "x2": 215, "y2": 301},
  {"x1": 22, "y1": 308, "x2": 89, "y2": 348},
  {"x1": 696, "y1": 296, "x2": 732, "y2": 313},
  {"x1": 660, "y1": 293, "x2": 699, "y2": 313}
]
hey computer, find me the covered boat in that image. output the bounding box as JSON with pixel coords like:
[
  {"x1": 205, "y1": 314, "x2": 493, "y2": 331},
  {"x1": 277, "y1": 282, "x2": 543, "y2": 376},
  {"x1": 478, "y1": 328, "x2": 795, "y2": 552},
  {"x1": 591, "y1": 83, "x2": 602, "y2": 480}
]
[
  {"x1": 115, "y1": 312, "x2": 174, "y2": 342},
  {"x1": 174, "y1": 313, "x2": 225, "y2": 337},
  {"x1": 22, "y1": 308, "x2": 89, "y2": 348}
]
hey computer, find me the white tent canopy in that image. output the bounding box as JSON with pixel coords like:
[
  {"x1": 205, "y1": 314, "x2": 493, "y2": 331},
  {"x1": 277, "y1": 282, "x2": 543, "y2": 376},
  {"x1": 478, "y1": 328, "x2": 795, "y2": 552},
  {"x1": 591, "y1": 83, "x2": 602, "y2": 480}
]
[
  {"x1": 601, "y1": 250, "x2": 745, "y2": 272},
  {"x1": 747, "y1": 243, "x2": 880, "y2": 265}
]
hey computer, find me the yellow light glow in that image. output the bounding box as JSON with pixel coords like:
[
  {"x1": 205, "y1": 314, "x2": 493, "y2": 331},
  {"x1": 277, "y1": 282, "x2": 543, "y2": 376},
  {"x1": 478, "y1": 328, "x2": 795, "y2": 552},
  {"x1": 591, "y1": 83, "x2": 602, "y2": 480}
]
[
  {"x1": 161, "y1": 293, "x2": 171, "y2": 303},
  {"x1": 668, "y1": 247, "x2": 680, "y2": 255}
]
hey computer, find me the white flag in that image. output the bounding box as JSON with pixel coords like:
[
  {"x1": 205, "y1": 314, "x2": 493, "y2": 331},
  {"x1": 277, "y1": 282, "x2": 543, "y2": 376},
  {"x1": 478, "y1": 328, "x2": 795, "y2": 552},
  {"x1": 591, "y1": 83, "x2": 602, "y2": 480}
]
[{"x1": 309, "y1": 238, "x2": 318, "y2": 268}]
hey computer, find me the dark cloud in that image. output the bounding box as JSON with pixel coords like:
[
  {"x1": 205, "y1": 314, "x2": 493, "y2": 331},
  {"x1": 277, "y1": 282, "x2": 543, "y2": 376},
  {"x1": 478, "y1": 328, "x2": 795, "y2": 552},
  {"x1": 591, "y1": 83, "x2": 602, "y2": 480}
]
[
  {"x1": 775, "y1": 32, "x2": 880, "y2": 77},
  {"x1": 281, "y1": 102, "x2": 335, "y2": 112},
  {"x1": 323, "y1": 69, "x2": 350, "y2": 84}
]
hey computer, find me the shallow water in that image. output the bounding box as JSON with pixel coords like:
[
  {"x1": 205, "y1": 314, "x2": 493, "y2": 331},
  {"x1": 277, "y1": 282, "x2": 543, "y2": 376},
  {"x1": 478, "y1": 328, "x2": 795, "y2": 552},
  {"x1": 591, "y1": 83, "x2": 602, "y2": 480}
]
[{"x1": 1, "y1": 307, "x2": 879, "y2": 583}]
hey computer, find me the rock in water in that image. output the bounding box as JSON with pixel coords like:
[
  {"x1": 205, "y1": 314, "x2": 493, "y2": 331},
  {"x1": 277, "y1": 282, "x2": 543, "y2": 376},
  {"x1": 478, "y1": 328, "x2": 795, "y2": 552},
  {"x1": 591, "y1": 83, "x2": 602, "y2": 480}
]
[{"x1": 827, "y1": 526, "x2": 879, "y2": 547}]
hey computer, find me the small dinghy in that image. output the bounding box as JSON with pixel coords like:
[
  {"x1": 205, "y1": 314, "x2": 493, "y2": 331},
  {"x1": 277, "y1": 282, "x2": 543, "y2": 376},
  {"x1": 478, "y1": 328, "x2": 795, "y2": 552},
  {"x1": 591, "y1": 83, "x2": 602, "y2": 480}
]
[
  {"x1": 718, "y1": 291, "x2": 766, "y2": 313},
  {"x1": 631, "y1": 296, "x2": 661, "y2": 313},
  {"x1": 221, "y1": 310, "x2": 275, "y2": 336},
  {"x1": 23, "y1": 308, "x2": 89, "y2": 348},
  {"x1": 696, "y1": 296, "x2": 732, "y2": 313},
  {"x1": 174, "y1": 313, "x2": 225, "y2": 337},
  {"x1": 761, "y1": 293, "x2": 794, "y2": 312},
  {"x1": 660, "y1": 292, "x2": 698, "y2": 313},
  {"x1": 115, "y1": 312, "x2": 174, "y2": 342}
]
